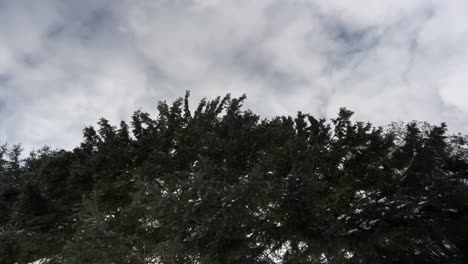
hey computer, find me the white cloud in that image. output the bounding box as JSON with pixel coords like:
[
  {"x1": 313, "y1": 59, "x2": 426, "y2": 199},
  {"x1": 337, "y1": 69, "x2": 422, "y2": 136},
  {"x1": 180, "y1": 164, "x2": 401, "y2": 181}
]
[{"x1": 0, "y1": 0, "x2": 467, "y2": 151}]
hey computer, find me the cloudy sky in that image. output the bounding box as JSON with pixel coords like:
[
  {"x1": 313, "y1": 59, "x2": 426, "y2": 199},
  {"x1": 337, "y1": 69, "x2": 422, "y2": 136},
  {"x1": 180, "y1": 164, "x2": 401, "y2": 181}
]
[{"x1": 0, "y1": 0, "x2": 467, "y2": 151}]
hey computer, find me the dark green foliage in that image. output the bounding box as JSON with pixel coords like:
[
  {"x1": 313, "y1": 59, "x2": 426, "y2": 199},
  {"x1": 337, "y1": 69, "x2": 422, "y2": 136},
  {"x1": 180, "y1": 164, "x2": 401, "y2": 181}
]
[{"x1": 1, "y1": 93, "x2": 467, "y2": 263}]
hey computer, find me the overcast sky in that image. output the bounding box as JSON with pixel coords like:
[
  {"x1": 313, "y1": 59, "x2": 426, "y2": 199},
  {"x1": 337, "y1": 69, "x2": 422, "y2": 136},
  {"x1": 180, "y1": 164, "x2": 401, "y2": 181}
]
[{"x1": 1, "y1": 0, "x2": 467, "y2": 151}]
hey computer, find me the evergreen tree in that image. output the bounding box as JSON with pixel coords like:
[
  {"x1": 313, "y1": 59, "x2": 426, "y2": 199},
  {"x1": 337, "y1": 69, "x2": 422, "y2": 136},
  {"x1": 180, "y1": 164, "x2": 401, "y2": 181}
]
[{"x1": 1, "y1": 93, "x2": 467, "y2": 263}]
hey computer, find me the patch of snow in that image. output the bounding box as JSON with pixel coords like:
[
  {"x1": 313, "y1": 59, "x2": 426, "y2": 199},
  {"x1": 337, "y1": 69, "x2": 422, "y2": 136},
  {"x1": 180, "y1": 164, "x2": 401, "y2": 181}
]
[
  {"x1": 355, "y1": 190, "x2": 367, "y2": 199},
  {"x1": 320, "y1": 253, "x2": 327, "y2": 264},
  {"x1": 360, "y1": 222, "x2": 371, "y2": 230},
  {"x1": 442, "y1": 240, "x2": 453, "y2": 249},
  {"x1": 145, "y1": 257, "x2": 162, "y2": 263},
  {"x1": 104, "y1": 214, "x2": 115, "y2": 221},
  {"x1": 266, "y1": 241, "x2": 291, "y2": 264},
  {"x1": 337, "y1": 163, "x2": 344, "y2": 170},
  {"x1": 354, "y1": 208, "x2": 363, "y2": 214},
  {"x1": 337, "y1": 214, "x2": 346, "y2": 220},
  {"x1": 268, "y1": 202, "x2": 278, "y2": 209},
  {"x1": 360, "y1": 220, "x2": 379, "y2": 230},
  {"x1": 28, "y1": 259, "x2": 49, "y2": 264},
  {"x1": 344, "y1": 251, "x2": 354, "y2": 259},
  {"x1": 377, "y1": 197, "x2": 387, "y2": 203},
  {"x1": 298, "y1": 241, "x2": 307, "y2": 251},
  {"x1": 396, "y1": 204, "x2": 407, "y2": 209}
]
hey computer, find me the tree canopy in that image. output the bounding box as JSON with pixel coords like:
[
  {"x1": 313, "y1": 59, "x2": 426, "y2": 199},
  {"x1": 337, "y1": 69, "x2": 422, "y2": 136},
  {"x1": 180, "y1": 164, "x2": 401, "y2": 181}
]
[{"x1": 1, "y1": 92, "x2": 467, "y2": 263}]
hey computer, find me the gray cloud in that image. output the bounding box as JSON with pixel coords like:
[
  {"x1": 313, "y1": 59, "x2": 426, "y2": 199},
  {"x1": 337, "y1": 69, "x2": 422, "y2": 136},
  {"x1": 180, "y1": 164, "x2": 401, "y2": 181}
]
[{"x1": 0, "y1": 0, "x2": 467, "y2": 152}]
